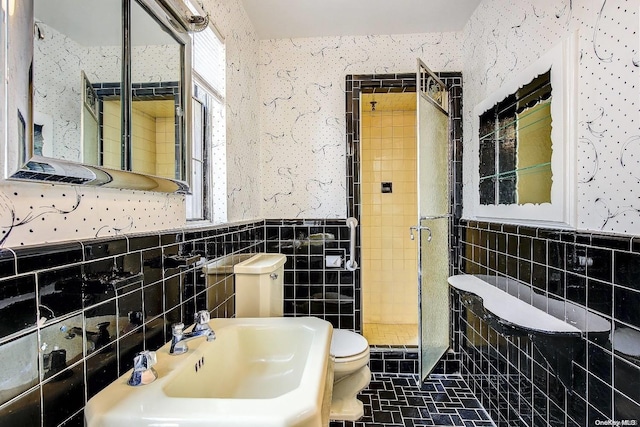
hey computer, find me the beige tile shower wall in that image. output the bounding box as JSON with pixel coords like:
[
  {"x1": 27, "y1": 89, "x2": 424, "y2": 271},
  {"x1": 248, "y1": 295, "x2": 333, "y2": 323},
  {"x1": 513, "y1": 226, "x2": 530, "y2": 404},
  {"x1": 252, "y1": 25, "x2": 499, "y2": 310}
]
[
  {"x1": 131, "y1": 108, "x2": 157, "y2": 176},
  {"x1": 361, "y1": 109, "x2": 418, "y2": 325},
  {"x1": 101, "y1": 101, "x2": 121, "y2": 170},
  {"x1": 155, "y1": 117, "x2": 175, "y2": 179}
]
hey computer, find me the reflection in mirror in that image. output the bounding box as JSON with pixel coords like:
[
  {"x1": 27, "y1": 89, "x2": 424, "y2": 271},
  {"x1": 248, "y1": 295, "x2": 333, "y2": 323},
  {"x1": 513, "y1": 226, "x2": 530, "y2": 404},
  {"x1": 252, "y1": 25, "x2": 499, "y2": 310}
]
[
  {"x1": 33, "y1": 0, "x2": 122, "y2": 163},
  {"x1": 130, "y1": 0, "x2": 183, "y2": 179},
  {"x1": 479, "y1": 70, "x2": 552, "y2": 206},
  {"x1": 17, "y1": 0, "x2": 190, "y2": 192}
]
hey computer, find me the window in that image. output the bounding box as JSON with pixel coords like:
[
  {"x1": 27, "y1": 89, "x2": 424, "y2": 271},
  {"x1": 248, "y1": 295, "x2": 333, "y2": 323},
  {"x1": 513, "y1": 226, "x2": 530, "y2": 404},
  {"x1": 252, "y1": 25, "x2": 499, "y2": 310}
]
[{"x1": 185, "y1": 16, "x2": 226, "y2": 222}]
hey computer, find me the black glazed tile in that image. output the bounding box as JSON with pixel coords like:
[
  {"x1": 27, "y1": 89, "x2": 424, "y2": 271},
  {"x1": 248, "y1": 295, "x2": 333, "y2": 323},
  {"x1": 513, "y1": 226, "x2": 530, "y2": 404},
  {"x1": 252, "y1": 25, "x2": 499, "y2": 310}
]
[
  {"x1": 85, "y1": 300, "x2": 116, "y2": 351},
  {"x1": 614, "y1": 390, "x2": 640, "y2": 419},
  {"x1": 0, "y1": 248, "x2": 16, "y2": 278},
  {"x1": 86, "y1": 346, "x2": 118, "y2": 400},
  {"x1": 115, "y1": 252, "x2": 142, "y2": 276},
  {"x1": 613, "y1": 251, "x2": 640, "y2": 291},
  {"x1": 160, "y1": 232, "x2": 183, "y2": 246},
  {"x1": 164, "y1": 275, "x2": 181, "y2": 311},
  {"x1": 567, "y1": 391, "x2": 587, "y2": 424},
  {"x1": 531, "y1": 263, "x2": 547, "y2": 293},
  {"x1": 82, "y1": 238, "x2": 127, "y2": 261},
  {"x1": 518, "y1": 236, "x2": 532, "y2": 260},
  {"x1": 544, "y1": 269, "x2": 564, "y2": 300},
  {"x1": 547, "y1": 240, "x2": 565, "y2": 270},
  {"x1": 83, "y1": 257, "x2": 116, "y2": 277},
  {"x1": 42, "y1": 362, "x2": 85, "y2": 427},
  {"x1": 587, "y1": 247, "x2": 613, "y2": 282},
  {"x1": 14, "y1": 242, "x2": 83, "y2": 274},
  {"x1": 613, "y1": 355, "x2": 640, "y2": 403},
  {"x1": 144, "y1": 317, "x2": 166, "y2": 351},
  {"x1": 143, "y1": 282, "x2": 163, "y2": 320},
  {"x1": 532, "y1": 238, "x2": 547, "y2": 264},
  {"x1": 128, "y1": 234, "x2": 160, "y2": 252},
  {"x1": 588, "y1": 374, "x2": 613, "y2": 418},
  {"x1": 0, "y1": 274, "x2": 37, "y2": 338},
  {"x1": 587, "y1": 279, "x2": 613, "y2": 317},
  {"x1": 588, "y1": 342, "x2": 613, "y2": 383},
  {"x1": 592, "y1": 234, "x2": 631, "y2": 251},
  {"x1": 614, "y1": 287, "x2": 640, "y2": 329},
  {"x1": 141, "y1": 248, "x2": 163, "y2": 285},
  {"x1": 566, "y1": 273, "x2": 587, "y2": 306},
  {"x1": 117, "y1": 289, "x2": 143, "y2": 337},
  {"x1": 0, "y1": 386, "x2": 41, "y2": 426},
  {"x1": 38, "y1": 265, "x2": 83, "y2": 320}
]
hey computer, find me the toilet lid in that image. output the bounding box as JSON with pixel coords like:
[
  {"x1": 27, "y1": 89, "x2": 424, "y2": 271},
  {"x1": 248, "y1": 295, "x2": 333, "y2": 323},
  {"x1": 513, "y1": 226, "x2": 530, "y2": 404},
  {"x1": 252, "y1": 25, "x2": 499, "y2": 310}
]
[{"x1": 331, "y1": 329, "x2": 369, "y2": 358}]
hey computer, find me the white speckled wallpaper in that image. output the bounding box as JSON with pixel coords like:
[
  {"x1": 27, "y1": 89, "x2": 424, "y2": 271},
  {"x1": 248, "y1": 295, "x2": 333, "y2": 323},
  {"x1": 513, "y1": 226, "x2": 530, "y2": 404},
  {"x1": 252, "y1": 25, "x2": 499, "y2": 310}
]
[
  {"x1": 258, "y1": 33, "x2": 463, "y2": 218},
  {"x1": 205, "y1": 0, "x2": 262, "y2": 222},
  {"x1": 462, "y1": 0, "x2": 640, "y2": 235},
  {"x1": 0, "y1": 0, "x2": 260, "y2": 247}
]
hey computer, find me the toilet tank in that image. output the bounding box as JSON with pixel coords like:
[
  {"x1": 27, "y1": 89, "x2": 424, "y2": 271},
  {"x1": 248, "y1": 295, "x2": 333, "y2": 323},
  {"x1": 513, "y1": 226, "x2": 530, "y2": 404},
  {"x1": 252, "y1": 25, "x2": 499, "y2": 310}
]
[{"x1": 233, "y1": 253, "x2": 286, "y2": 317}]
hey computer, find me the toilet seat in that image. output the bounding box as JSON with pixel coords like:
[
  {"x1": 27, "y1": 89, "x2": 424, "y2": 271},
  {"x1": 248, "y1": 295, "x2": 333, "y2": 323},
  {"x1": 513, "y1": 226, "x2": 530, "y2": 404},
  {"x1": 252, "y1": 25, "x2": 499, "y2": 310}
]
[
  {"x1": 331, "y1": 329, "x2": 369, "y2": 358},
  {"x1": 329, "y1": 329, "x2": 369, "y2": 359}
]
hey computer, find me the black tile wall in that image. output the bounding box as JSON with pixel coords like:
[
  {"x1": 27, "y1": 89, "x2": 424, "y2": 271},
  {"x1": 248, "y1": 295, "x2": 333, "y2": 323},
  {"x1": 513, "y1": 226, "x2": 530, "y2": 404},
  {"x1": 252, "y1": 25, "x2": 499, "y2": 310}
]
[
  {"x1": 0, "y1": 220, "x2": 264, "y2": 426},
  {"x1": 457, "y1": 220, "x2": 640, "y2": 426},
  {"x1": 264, "y1": 219, "x2": 358, "y2": 331}
]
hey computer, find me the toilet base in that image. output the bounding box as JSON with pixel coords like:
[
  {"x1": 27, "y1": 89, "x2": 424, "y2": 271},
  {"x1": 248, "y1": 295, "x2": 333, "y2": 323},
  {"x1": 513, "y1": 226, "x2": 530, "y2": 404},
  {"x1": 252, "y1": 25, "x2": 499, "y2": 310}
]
[{"x1": 330, "y1": 365, "x2": 371, "y2": 421}]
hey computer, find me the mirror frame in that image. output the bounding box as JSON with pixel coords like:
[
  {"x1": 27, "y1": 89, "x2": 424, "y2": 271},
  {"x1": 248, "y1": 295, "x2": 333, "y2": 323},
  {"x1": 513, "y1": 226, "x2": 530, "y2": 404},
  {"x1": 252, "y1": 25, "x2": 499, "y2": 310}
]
[
  {"x1": 3, "y1": 0, "x2": 192, "y2": 193},
  {"x1": 471, "y1": 32, "x2": 578, "y2": 228}
]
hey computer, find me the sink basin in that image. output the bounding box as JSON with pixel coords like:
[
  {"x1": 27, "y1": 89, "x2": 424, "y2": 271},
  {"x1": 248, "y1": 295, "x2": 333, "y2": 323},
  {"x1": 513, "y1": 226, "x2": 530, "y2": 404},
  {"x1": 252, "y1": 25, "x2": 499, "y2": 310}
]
[{"x1": 85, "y1": 317, "x2": 333, "y2": 427}]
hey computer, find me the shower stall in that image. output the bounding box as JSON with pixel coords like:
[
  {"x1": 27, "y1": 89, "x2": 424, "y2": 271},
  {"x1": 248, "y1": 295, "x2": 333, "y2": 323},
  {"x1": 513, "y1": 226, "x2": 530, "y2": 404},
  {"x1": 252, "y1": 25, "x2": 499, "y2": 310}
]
[{"x1": 355, "y1": 61, "x2": 451, "y2": 380}]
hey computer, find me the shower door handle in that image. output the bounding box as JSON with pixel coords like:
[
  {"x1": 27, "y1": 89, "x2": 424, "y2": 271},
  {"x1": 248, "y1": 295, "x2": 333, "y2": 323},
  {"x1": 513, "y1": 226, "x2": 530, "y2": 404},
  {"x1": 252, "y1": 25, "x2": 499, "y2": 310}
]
[{"x1": 409, "y1": 225, "x2": 432, "y2": 242}]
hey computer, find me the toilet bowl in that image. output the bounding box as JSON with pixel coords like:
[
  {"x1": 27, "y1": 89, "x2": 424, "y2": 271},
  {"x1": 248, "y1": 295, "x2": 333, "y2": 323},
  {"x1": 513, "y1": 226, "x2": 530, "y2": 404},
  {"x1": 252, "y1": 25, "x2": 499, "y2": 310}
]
[
  {"x1": 221, "y1": 253, "x2": 372, "y2": 422},
  {"x1": 329, "y1": 329, "x2": 371, "y2": 421}
]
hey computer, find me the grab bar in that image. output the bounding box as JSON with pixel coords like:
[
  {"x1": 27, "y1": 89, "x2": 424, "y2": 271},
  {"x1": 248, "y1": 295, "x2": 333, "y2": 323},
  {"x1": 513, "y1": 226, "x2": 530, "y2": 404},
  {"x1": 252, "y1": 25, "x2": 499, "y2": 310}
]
[
  {"x1": 345, "y1": 217, "x2": 358, "y2": 270},
  {"x1": 419, "y1": 214, "x2": 452, "y2": 221}
]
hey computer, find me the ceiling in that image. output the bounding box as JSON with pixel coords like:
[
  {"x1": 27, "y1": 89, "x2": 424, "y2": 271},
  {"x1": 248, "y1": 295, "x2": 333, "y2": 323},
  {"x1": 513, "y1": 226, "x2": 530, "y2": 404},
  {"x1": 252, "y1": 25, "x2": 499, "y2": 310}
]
[
  {"x1": 35, "y1": 0, "x2": 177, "y2": 47},
  {"x1": 241, "y1": 0, "x2": 482, "y2": 40}
]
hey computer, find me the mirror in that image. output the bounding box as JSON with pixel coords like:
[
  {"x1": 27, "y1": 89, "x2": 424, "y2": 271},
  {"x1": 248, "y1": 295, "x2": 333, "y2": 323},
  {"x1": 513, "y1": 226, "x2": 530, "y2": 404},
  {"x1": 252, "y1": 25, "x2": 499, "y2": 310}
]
[
  {"x1": 478, "y1": 70, "x2": 552, "y2": 205},
  {"x1": 472, "y1": 33, "x2": 578, "y2": 227},
  {"x1": 4, "y1": 0, "x2": 192, "y2": 192}
]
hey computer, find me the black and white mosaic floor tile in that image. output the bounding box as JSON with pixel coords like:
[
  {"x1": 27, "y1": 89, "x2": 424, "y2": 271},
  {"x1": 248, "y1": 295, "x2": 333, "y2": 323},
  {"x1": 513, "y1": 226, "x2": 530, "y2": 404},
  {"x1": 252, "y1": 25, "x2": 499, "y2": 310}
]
[{"x1": 330, "y1": 374, "x2": 495, "y2": 427}]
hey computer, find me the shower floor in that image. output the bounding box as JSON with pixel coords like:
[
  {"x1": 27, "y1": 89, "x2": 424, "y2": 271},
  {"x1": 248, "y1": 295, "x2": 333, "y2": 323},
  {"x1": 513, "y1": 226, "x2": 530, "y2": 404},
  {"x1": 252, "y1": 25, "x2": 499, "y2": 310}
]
[{"x1": 363, "y1": 323, "x2": 418, "y2": 346}]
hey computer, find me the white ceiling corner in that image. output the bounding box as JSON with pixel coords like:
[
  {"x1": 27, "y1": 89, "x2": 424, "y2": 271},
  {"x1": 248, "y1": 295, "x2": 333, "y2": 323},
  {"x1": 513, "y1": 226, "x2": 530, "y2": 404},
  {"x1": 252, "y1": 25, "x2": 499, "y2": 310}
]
[{"x1": 241, "y1": 0, "x2": 482, "y2": 40}]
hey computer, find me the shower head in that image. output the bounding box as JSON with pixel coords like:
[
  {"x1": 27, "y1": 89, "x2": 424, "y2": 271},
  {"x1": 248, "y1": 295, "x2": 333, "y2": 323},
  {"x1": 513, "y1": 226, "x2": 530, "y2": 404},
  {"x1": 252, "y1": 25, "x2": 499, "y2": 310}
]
[{"x1": 370, "y1": 101, "x2": 377, "y2": 111}]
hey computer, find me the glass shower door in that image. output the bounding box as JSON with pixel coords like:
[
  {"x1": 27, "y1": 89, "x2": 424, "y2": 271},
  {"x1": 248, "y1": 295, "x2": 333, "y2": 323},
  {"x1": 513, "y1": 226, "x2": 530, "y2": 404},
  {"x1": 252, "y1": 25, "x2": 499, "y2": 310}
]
[{"x1": 415, "y1": 59, "x2": 450, "y2": 382}]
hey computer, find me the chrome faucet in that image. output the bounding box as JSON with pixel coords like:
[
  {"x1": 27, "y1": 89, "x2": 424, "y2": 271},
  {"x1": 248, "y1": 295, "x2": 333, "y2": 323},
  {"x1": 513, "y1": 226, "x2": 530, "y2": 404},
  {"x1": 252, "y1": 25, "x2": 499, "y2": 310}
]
[{"x1": 169, "y1": 310, "x2": 215, "y2": 355}]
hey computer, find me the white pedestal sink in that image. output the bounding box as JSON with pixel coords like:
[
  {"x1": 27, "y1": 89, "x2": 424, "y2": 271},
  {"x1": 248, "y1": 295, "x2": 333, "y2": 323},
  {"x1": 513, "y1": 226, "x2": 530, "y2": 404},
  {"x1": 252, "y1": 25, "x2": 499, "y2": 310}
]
[{"x1": 85, "y1": 317, "x2": 333, "y2": 427}]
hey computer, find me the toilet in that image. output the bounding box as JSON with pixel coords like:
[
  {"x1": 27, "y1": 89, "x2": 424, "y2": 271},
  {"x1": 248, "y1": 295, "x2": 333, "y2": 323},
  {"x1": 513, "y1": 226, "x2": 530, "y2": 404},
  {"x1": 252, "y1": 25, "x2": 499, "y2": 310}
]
[{"x1": 227, "y1": 253, "x2": 371, "y2": 421}]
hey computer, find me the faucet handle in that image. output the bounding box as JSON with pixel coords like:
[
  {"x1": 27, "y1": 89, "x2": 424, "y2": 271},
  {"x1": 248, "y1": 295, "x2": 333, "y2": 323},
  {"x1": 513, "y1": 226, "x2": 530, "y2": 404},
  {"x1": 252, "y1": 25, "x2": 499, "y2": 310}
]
[
  {"x1": 128, "y1": 351, "x2": 158, "y2": 386},
  {"x1": 194, "y1": 310, "x2": 210, "y2": 325},
  {"x1": 172, "y1": 322, "x2": 185, "y2": 336}
]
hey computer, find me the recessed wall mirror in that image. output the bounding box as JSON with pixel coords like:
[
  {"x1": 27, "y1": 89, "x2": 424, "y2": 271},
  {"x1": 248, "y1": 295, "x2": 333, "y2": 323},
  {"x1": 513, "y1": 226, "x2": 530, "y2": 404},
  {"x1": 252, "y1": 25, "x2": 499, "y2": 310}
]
[
  {"x1": 472, "y1": 33, "x2": 578, "y2": 228},
  {"x1": 478, "y1": 70, "x2": 552, "y2": 206},
  {"x1": 3, "y1": 0, "x2": 199, "y2": 192}
]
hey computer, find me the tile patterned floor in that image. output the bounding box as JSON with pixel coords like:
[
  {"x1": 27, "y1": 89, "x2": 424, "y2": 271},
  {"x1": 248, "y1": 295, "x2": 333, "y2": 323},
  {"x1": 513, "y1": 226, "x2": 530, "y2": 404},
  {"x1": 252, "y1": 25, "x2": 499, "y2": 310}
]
[
  {"x1": 363, "y1": 323, "x2": 418, "y2": 346},
  {"x1": 330, "y1": 374, "x2": 495, "y2": 427}
]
